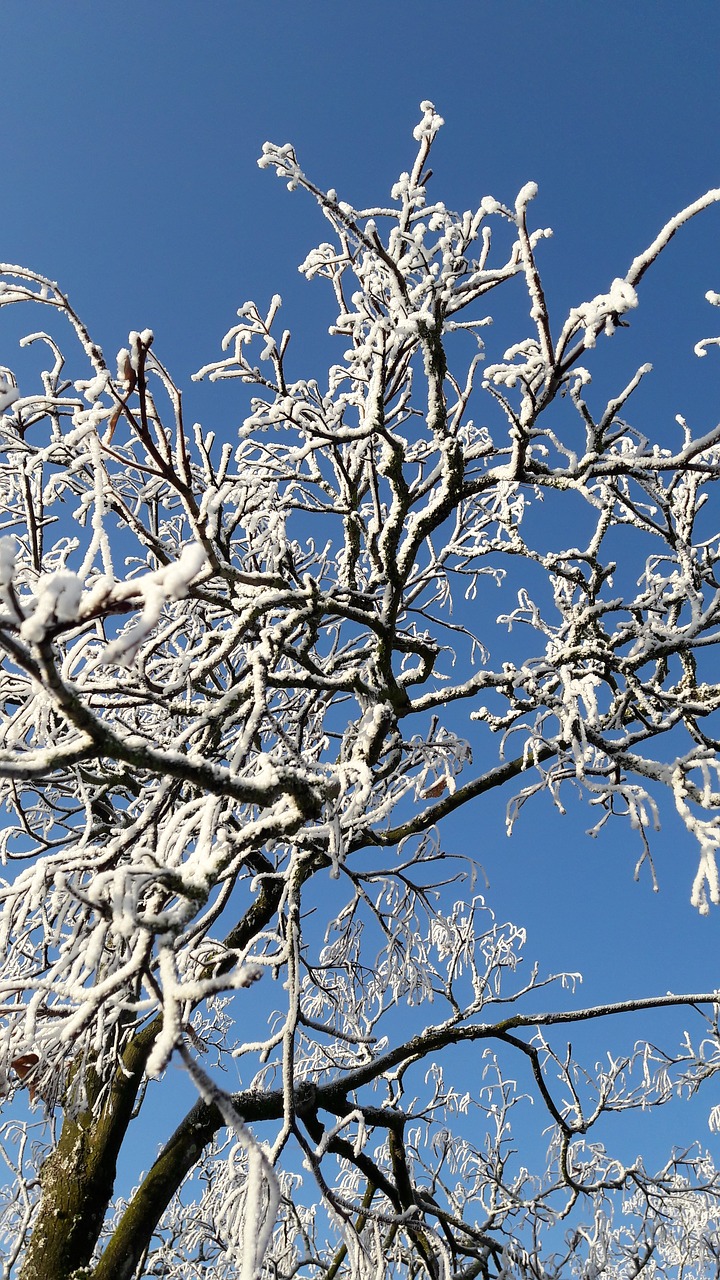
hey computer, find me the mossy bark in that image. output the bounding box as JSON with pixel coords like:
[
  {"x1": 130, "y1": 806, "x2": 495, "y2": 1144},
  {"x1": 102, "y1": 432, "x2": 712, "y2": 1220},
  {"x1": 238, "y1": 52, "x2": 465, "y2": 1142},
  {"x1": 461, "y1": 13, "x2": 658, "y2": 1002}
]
[
  {"x1": 19, "y1": 1022, "x2": 158, "y2": 1280},
  {"x1": 19, "y1": 1117, "x2": 114, "y2": 1280},
  {"x1": 91, "y1": 1095, "x2": 223, "y2": 1280}
]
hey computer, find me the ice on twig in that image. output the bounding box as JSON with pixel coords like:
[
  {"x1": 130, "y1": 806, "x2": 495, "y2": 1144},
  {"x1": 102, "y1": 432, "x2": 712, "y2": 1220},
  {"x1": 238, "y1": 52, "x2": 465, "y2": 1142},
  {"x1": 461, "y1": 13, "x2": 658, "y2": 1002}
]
[
  {"x1": 101, "y1": 543, "x2": 207, "y2": 666},
  {"x1": 569, "y1": 278, "x2": 638, "y2": 348},
  {"x1": 20, "y1": 572, "x2": 84, "y2": 643}
]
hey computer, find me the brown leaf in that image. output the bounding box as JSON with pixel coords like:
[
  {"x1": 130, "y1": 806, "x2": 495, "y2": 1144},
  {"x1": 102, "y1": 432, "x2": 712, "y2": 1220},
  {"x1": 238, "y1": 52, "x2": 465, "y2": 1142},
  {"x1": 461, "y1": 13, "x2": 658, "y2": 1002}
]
[
  {"x1": 11, "y1": 1053, "x2": 40, "y2": 1103},
  {"x1": 11, "y1": 1053, "x2": 39, "y2": 1080},
  {"x1": 422, "y1": 779, "x2": 447, "y2": 800}
]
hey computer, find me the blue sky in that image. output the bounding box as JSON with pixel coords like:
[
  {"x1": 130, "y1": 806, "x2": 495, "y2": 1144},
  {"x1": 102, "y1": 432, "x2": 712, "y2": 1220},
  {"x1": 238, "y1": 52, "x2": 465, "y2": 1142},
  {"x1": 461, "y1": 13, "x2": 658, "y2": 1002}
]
[{"x1": 2, "y1": 0, "x2": 720, "y2": 1199}]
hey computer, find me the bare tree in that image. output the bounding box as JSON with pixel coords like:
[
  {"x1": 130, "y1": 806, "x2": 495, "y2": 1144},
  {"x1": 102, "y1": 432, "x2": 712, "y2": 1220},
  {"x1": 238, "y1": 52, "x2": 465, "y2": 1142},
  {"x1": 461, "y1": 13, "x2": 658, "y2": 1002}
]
[{"x1": 0, "y1": 101, "x2": 719, "y2": 1279}]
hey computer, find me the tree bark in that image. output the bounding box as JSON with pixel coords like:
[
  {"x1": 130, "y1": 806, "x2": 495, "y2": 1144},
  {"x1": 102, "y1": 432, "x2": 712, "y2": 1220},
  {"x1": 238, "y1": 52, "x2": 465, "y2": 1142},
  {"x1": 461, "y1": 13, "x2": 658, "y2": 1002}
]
[{"x1": 19, "y1": 1023, "x2": 158, "y2": 1280}]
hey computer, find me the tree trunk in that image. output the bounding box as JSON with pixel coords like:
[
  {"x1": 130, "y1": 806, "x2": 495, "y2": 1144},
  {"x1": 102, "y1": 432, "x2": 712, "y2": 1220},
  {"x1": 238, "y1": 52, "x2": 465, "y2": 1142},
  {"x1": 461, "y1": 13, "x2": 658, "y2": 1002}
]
[
  {"x1": 19, "y1": 1116, "x2": 115, "y2": 1280},
  {"x1": 19, "y1": 1023, "x2": 158, "y2": 1280}
]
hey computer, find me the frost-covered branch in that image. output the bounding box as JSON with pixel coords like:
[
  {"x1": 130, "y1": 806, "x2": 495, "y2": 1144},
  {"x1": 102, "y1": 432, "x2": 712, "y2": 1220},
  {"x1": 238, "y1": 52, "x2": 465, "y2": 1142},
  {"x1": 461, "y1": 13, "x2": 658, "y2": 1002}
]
[{"x1": 1, "y1": 102, "x2": 720, "y2": 1279}]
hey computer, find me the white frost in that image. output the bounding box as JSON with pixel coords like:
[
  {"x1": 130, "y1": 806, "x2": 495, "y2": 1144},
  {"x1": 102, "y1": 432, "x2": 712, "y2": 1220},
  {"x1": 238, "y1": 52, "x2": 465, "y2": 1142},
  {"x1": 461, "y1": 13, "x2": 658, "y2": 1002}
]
[
  {"x1": 0, "y1": 537, "x2": 16, "y2": 587},
  {"x1": 101, "y1": 543, "x2": 207, "y2": 665},
  {"x1": 20, "y1": 572, "x2": 84, "y2": 642},
  {"x1": 0, "y1": 379, "x2": 20, "y2": 413},
  {"x1": 569, "y1": 278, "x2": 638, "y2": 348}
]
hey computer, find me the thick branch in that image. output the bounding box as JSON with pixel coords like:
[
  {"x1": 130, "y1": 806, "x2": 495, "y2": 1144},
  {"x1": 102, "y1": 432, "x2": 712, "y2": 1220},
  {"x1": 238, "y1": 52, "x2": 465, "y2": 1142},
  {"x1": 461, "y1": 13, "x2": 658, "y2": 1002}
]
[{"x1": 93, "y1": 987, "x2": 720, "y2": 1275}]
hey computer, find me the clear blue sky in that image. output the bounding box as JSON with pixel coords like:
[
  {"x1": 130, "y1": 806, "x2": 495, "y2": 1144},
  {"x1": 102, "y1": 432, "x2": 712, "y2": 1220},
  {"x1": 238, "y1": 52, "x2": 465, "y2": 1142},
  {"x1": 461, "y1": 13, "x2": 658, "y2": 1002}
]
[{"x1": 2, "y1": 0, "x2": 720, "y2": 1185}]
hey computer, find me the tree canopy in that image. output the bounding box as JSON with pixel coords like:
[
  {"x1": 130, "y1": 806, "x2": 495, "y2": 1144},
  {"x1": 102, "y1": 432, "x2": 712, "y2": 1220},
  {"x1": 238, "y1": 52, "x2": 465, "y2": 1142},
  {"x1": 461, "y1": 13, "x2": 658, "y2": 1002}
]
[{"x1": 1, "y1": 103, "x2": 720, "y2": 1279}]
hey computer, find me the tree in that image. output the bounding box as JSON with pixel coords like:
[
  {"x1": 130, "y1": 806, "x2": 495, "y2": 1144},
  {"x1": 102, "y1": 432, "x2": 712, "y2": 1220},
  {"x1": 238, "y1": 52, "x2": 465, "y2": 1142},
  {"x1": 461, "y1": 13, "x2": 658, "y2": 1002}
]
[{"x1": 0, "y1": 99, "x2": 720, "y2": 1278}]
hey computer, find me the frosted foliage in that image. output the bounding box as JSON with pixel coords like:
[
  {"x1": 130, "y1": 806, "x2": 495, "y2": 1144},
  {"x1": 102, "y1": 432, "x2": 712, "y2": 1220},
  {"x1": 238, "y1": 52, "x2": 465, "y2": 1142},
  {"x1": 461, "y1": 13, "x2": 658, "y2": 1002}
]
[{"x1": 0, "y1": 104, "x2": 717, "y2": 1279}]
